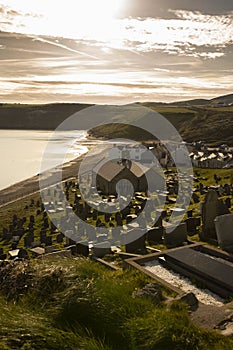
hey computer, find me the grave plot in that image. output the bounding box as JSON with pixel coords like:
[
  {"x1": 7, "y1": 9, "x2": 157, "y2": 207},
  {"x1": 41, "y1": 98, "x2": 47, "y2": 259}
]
[{"x1": 125, "y1": 243, "x2": 233, "y2": 305}]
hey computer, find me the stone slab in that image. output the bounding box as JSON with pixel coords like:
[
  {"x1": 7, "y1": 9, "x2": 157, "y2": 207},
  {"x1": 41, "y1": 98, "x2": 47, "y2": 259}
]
[
  {"x1": 165, "y1": 248, "x2": 233, "y2": 293},
  {"x1": 215, "y1": 214, "x2": 233, "y2": 249}
]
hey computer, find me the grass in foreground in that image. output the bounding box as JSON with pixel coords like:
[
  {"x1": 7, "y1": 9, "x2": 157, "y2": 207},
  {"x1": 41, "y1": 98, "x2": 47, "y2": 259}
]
[{"x1": 0, "y1": 257, "x2": 233, "y2": 349}]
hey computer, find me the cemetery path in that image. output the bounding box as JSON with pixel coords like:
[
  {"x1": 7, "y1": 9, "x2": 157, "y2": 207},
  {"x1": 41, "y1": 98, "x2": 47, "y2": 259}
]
[{"x1": 190, "y1": 303, "x2": 233, "y2": 333}]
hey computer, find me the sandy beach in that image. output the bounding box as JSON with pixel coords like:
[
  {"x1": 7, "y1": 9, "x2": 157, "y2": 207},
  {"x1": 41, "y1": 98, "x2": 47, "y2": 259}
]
[{"x1": 0, "y1": 154, "x2": 85, "y2": 207}]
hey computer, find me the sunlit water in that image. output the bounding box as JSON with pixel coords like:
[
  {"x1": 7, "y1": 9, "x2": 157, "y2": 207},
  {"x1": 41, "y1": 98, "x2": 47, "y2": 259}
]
[{"x1": 0, "y1": 129, "x2": 92, "y2": 191}]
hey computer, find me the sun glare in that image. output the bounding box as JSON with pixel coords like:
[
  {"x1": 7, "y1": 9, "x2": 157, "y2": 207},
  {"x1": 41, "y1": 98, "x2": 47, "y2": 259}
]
[{"x1": 1, "y1": 0, "x2": 125, "y2": 41}]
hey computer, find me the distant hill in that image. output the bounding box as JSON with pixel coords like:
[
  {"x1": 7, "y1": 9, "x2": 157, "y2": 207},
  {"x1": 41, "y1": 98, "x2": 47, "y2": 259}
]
[
  {"x1": 0, "y1": 103, "x2": 91, "y2": 130},
  {"x1": 167, "y1": 93, "x2": 233, "y2": 107},
  {"x1": 0, "y1": 94, "x2": 233, "y2": 145},
  {"x1": 211, "y1": 93, "x2": 233, "y2": 105},
  {"x1": 169, "y1": 99, "x2": 210, "y2": 106},
  {"x1": 90, "y1": 104, "x2": 233, "y2": 146}
]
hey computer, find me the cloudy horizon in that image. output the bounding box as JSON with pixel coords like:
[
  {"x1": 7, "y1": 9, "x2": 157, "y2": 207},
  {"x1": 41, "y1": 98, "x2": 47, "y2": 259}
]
[{"x1": 0, "y1": 0, "x2": 233, "y2": 104}]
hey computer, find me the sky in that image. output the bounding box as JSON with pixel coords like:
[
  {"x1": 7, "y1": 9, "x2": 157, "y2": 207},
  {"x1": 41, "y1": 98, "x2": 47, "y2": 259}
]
[{"x1": 0, "y1": 0, "x2": 233, "y2": 104}]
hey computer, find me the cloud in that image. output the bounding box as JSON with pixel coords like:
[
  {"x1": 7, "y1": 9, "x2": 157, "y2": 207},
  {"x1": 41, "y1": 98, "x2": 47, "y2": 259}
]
[
  {"x1": 114, "y1": 13, "x2": 233, "y2": 58},
  {"x1": 34, "y1": 37, "x2": 99, "y2": 59},
  {"x1": 0, "y1": 7, "x2": 233, "y2": 104},
  {"x1": 1, "y1": 4, "x2": 233, "y2": 59},
  {"x1": 0, "y1": 29, "x2": 232, "y2": 104}
]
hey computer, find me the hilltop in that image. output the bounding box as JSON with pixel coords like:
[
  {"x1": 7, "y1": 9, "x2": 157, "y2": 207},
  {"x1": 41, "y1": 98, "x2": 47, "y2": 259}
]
[
  {"x1": 158, "y1": 93, "x2": 233, "y2": 107},
  {"x1": 0, "y1": 103, "x2": 92, "y2": 130},
  {"x1": 0, "y1": 94, "x2": 233, "y2": 145},
  {"x1": 90, "y1": 104, "x2": 233, "y2": 146}
]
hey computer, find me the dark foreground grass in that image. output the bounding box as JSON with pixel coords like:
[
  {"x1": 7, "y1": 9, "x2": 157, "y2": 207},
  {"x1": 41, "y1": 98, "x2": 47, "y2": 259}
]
[{"x1": 0, "y1": 257, "x2": 233, "y2": 349}]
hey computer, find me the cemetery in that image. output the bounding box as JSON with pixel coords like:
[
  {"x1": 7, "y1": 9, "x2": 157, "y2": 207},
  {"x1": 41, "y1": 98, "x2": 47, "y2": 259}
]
[
  {"x1": 0, "y1": 165, "x2": 233, "y2": 344},
  {"x1": 0, "y1": 167, "x2": 232, "y2": 261}
]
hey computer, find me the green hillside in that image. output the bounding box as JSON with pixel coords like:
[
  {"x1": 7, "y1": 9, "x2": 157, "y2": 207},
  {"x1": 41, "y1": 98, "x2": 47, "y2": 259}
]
[
  {"x1": 90, "y1": 105, "x2": 233, "y2": 146},
  {"x1": 0, "y1": 101, "x2": 233, "y2": 145},
  {"x1": 0, "y1": 103, "x2": 91, "y2": 130}
]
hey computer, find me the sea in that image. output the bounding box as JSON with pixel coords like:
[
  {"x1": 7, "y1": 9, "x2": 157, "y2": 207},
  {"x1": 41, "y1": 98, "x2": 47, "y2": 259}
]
[{"x1": 0, "y1": 129, "x2": 92, "y2": 191}]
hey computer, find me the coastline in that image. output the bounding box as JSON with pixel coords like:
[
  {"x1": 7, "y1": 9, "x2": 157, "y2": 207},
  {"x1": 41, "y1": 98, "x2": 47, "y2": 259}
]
[
  {"x1": 0, "y1": 130, "x2": 105, "y2": 207},
  {"x1": 0, "y1": 153, "x2": 86, "y2": 207}
]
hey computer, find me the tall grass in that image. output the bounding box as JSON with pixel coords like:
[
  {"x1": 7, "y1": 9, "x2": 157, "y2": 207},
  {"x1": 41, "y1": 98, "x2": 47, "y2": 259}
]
[{"x1": 0, "y1": 257, "x2": 233, "y2": 349}]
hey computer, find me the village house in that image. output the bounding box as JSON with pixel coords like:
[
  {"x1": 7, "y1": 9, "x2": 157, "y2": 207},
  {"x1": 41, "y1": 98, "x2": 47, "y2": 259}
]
[{"x1": 189, "y1": 147, "x2": 233, "y2": 169}]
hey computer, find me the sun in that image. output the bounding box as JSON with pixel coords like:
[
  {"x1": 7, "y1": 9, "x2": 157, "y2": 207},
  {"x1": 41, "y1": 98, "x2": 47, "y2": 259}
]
[
  {"x1": 0, "y1": 0, "x2": 125, "y2": 40},
  {"x1": 57, "y1": 0, "x2": 125, "y2": 39}
]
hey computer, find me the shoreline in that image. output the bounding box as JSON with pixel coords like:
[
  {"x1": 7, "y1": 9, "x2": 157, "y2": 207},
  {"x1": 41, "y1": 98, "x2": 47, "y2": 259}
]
[
  {"x1": 0, "y1": 153, "x2": 86, "y2": 207},
  {"x1": 0, "y1": 131, "x2": 104, "y2": 207}
]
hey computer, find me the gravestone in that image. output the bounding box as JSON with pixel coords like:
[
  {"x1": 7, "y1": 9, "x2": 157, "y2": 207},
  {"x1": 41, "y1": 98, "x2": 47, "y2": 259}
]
[
  {"x1": 185, "y1": 217, "x2": 200, "y2": 236},
  {"x1": 121, "y1": 206, "x2": 131, "y2": 218},
  {"x1": 8, "y1": 249, "x2": 19, "y2": 259},
  {"x1": 43, "y1": 218, "x2": 49, "y2": 229},
  {"x1": 45, "y1": 246, "x2": 57, "y2": 254},
  {"x1": 31, "y1": 241, "x2": 41, "y2": 248},
  {"x1": 13, "y1": 235, "x2": 20, "y2": 243},
  {"x1": 115, "y1": 214, "x2": 123, "y2": 226},
  {"x1": 17, "y1": 228, "x2": 24, "y2": 237},
  {"x1": 97, "y1": 234, "x2": 108, "y2": 243},
  {"x1": 199, "y1": 182, "x2": 204, "y2": 194},
  {"x1": 30, "y1": 247, "x2": 45, "y2": 257},
  {"x1": 40, "y1": 233, "x2": 47, "y2": 244},
  {"x1": 24, "y1": 235, "x2": 33, "y2": 248},
  {"x1": 201, "y1": 190, "x2": 229, "y2": 241},
  {"x1": 76, "y1": 241, "x2": 89, "y2": 257},
  {"x1": 112, "y1": 227, "x2": 121, "y2": 241},
  {"x1": 138, "y1": 215, "x2": 147, "y2": 229},
  {"x1": 192, "y1": 193, "x2": 200, "y2": 204},
  {"x1": 65, "y1": 237, "x2": 76, "y2": 246},
  {"x1": 124, "y1": 229, "x2": 147, "y2": 254},
  {"x1": 11, "y1": 242, "x2": 18, "y2": 250},
  {"x1": 147, "y1": 227, "x2": 163, "y2": 245},
  {"x1": 5, "y1": 232, "x2": 13, "y2": 240},
  {"x1": 164, "y1": 223, "x2": 187, "y2": 248},
  {"x1": 215, "y1": 214, "x2": 233, "y2": 252},
  {"x1": 92, "y1": 210, "x2": 98, "y2": 220},
  {"x1": 44, "y1": 236, "x2": 53, "y2": 246},
  {"x1": 2, "y1": 228, "x2": 8, "y2": 239},
  {"x1": 18, "y1": 249, "x2": 29, "y2": 259},
  {"x1": 165, "y1": 247, "x2": 233, "y2": 298},
  {"x1": 66, "y1": 245, "x2": 77, "y2": 255},
  {"x1": 156, "y1": 209, "x2": 167, "y2": 219},
  {"x1": 224, "y1": 184, "x2": 231, "y2": 196},
  {"x1": 56, "y1": 233, "x2": 64, "y2": 244},
  {"x1": 225, "y1": 197, "x2": 231, "y2": 209},
  {"x1": 86, "y1": 226, "x2": 96, "y2": 241},
  {"x1": 218, "y1": 200, "x2": 230, "y2": 216},
  {"x1": 104, "y1": 213, "x2": 111, "y2": 222},
  {"x1": 92, "y1": 241, "x2": 112, "y2": 258}
]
